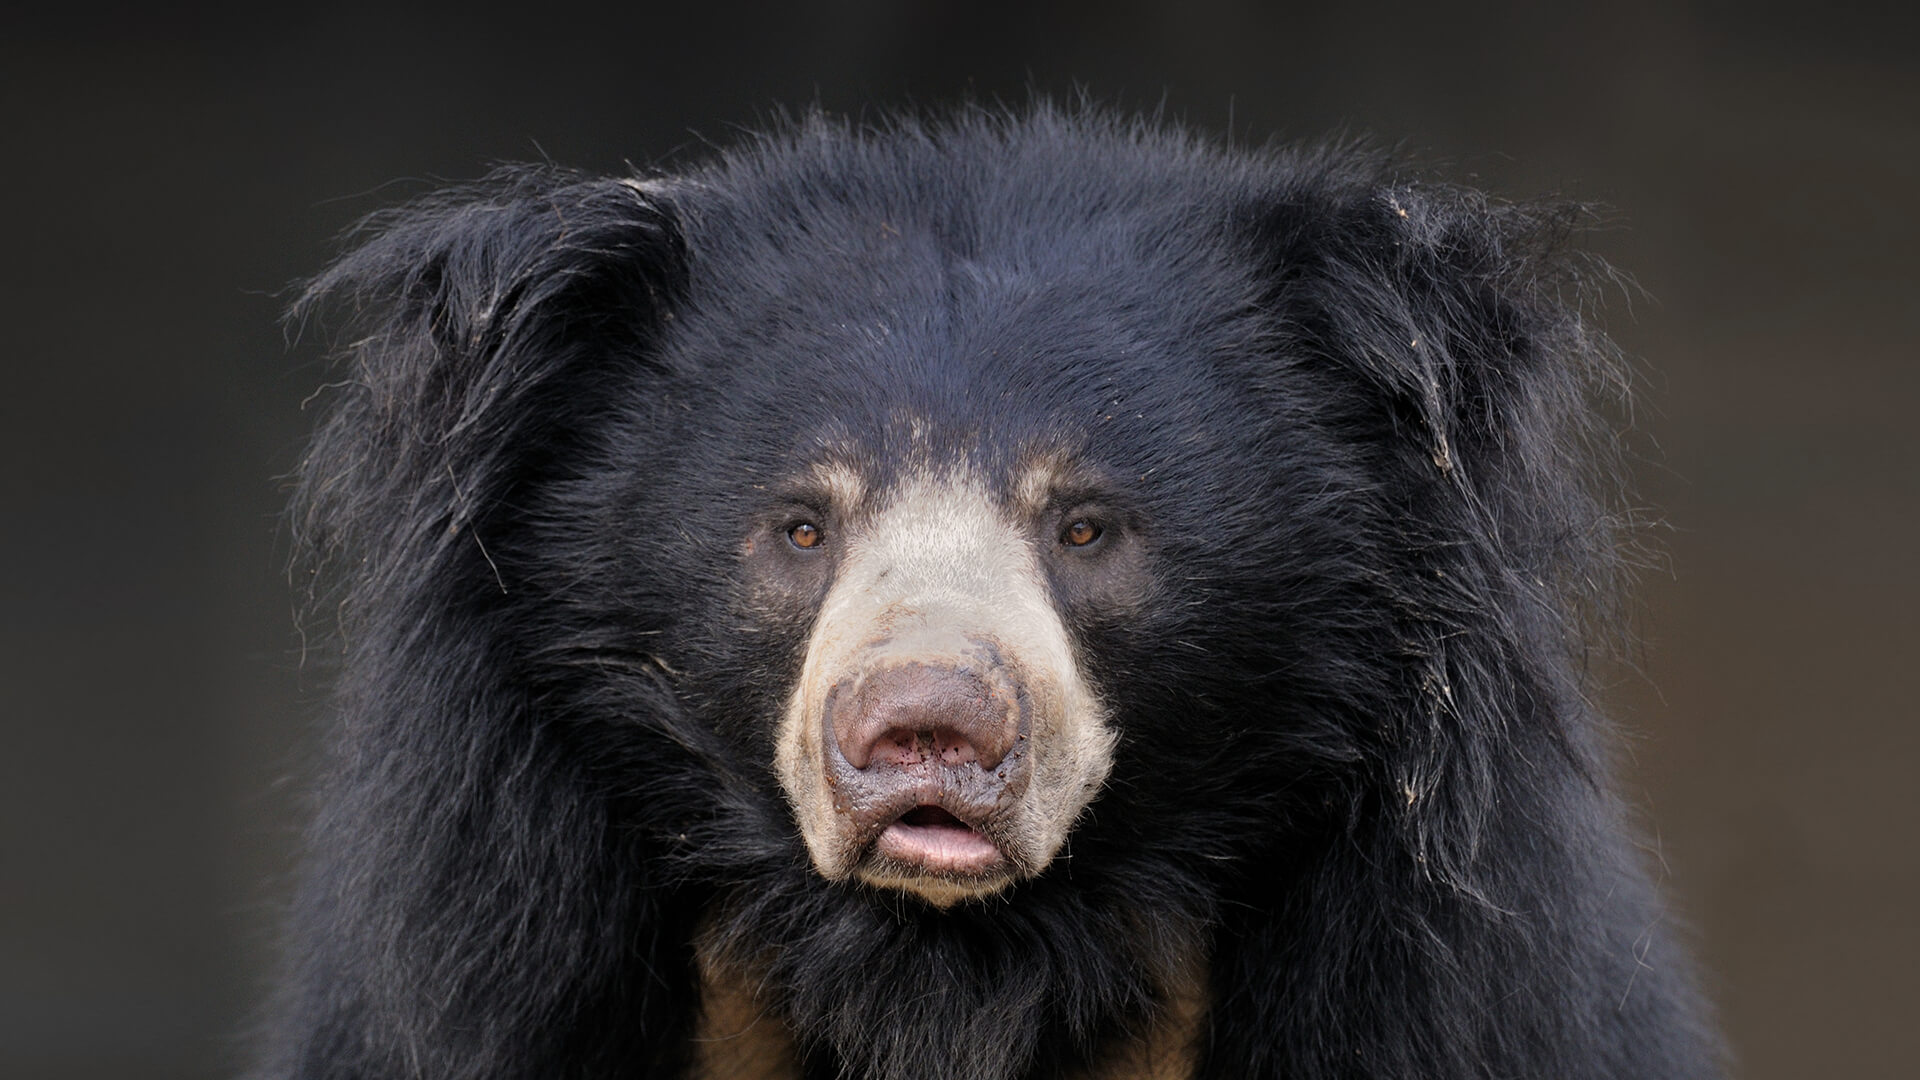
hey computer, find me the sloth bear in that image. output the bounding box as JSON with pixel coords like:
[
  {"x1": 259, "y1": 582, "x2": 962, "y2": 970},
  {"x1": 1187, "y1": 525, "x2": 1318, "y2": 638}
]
[{"x1": 268, "y1": 107, "x2": 1719, "y2": 1080}]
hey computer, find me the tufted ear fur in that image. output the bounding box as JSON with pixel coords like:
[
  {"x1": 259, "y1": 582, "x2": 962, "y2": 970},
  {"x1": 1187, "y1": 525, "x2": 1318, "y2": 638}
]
[
  {"x1": 1204, "y1": 167, "x2": 1714, "y2": 1079},
  {"x1": 290, "y1": 169, "x2": 686, "y2": 621},
  {"x1": 1247, "y1": 164, "x2": 1630, "y2": 895},
  {"x1": 267, "y1": 170, "x2": 691, "y2": 1079}
]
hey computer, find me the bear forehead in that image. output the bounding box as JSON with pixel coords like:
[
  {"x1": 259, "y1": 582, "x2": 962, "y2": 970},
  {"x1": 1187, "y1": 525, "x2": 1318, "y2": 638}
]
[
  {"x1": 647, "y1": 244, "x2": 1260, "y2": 491},
  {"x1": 654, "y1": 144, "x2": 1262, "y2": 406}
]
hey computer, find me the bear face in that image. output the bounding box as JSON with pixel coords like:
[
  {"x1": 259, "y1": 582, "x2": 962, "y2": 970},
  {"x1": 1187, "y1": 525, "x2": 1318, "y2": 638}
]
[
  {"x1": 271, "y1": 108, "x2": 1720, "y2": 1080},
  {"x1": 546, "y1": 154, "x2": 1334, "y2": 916},
  {"x1": 616, "y1": 205, "x2": 1274, "y2": 907}
]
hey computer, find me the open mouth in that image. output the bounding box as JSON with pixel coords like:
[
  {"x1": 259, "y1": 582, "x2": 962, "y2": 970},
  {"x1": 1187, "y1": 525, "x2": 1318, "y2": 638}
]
[{"x1": 874, "y1": 804, "x2": 1004, "y2": 874}]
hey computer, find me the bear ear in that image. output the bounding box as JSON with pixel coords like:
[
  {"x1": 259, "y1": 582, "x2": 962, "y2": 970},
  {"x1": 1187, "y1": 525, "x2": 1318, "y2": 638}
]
[
  {"x1": 1249, "y1": 165, "x2": 1626, "y2": 575},
  {"x1": 290, "y1": 169, "x2": 687, "y2": 611},
  {"x1": 1248, "y1": 164, "x2": 1632, "y2": 891}
]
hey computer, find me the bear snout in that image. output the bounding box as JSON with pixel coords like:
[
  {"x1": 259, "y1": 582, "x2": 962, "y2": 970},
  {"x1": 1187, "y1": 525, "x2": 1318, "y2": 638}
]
[
  {"x1": 773, "y1": 469, "x2": 1115, "y2": 899},
  {"x1": 828, "y1": 661, "x2": 1024, "y2": 773}
]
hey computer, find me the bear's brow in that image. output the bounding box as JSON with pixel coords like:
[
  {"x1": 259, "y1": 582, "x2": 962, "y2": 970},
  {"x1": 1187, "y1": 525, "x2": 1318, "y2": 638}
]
[
  {"x1": 804, "y1": 460, "x2": 869, "y2": 512},
  {"x1": 1011, "y1": 452, "x2": 1116, "y2": 516}
]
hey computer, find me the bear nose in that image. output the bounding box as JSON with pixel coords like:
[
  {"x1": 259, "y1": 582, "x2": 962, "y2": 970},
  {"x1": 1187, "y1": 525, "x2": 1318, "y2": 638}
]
[{"x1": 831, "y1": 663, "x2": 1019, "y2": 772}]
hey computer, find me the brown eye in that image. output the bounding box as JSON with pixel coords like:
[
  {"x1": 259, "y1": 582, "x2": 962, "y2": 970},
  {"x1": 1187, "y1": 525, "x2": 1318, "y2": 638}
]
[
  {"x1": 787, "y1": 522, "x2": 823, "y2": 549},
  {"x1": 1062, "y1": 520, "x2": 1102, "y2": 548}
]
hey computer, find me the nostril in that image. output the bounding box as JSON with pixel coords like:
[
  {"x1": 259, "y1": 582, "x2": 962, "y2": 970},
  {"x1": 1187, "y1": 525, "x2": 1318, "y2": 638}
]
[
  {"x1": 865, "y1": 727, "x2": 925, "y2": 768},
  {"x1": 933, "y1": 728, "x2": 979, "y2": 767},
  {"x1": 866, "y1": 726, "x2": 982, "y2": 768},
  {"x1": 830, "y1": 662, "x2": 1019, "y2": 772}
]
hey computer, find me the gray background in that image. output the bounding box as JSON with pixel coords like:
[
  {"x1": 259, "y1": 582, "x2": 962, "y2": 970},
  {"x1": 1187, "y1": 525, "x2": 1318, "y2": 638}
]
[{"x1": 4, "y1": 3, "x2": 1914, "y2": 1077}]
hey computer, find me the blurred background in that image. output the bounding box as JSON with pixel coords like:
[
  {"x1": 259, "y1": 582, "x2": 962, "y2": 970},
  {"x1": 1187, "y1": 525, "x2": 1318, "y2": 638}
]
[{"x1": 3, "y1": 3, "x2": 1913, "y2": 1077}]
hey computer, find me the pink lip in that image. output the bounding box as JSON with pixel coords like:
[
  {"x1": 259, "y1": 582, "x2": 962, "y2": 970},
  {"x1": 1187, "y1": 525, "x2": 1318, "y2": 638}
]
[{"x1": 874, "y1": 806, "x2": 1003, "y2": 873}]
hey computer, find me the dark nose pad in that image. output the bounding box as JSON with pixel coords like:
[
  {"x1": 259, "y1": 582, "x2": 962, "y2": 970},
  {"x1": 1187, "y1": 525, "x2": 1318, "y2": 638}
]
[{"x1": 831, "y1": 663, "x2": 1018, "y2": 772}]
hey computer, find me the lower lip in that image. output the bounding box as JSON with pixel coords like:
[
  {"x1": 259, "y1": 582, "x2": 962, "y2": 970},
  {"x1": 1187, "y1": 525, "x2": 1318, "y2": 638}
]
[{"x1": 875, "y1": 820, "x2": 1004, "y2": 873}]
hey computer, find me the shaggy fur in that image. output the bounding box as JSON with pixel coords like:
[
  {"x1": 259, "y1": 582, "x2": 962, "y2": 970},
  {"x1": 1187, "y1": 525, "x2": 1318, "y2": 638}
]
[{"x1": 266, "y1": 106, "x2": 1720, "y2": 1079}]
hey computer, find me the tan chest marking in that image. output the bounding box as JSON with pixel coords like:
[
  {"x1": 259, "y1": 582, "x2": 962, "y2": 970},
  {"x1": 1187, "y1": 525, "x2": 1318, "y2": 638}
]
[
  {"x1": 693, "y1": 946, "x2": 1206, "y2": 1080},
  {"x1": 1064, "y1": 954, "x2": 1208, "y2": 1080},
  {"x1": 691, "y1": 948, "x2": 800, "y2": 1080}
]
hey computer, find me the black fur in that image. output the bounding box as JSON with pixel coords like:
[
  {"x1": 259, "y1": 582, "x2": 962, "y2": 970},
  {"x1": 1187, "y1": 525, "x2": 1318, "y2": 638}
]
[{"x1": 268, "y1": 106, "x2": 1720, "y2": 1079}]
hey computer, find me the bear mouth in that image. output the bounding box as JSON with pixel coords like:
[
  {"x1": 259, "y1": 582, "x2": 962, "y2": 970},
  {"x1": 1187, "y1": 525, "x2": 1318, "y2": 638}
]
[{"x1": 873, "y1": 804, "x2": 1005, "y2": 875}]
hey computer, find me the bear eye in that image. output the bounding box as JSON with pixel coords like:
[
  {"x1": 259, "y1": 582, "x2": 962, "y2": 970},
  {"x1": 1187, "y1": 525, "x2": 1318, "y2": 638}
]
[
  {"x1": 1061, "y1": 519, "x2": 1103, "y2": 548},
  {"x1": 788, "y1": 522, "x2": 824, "y2": 550}
]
